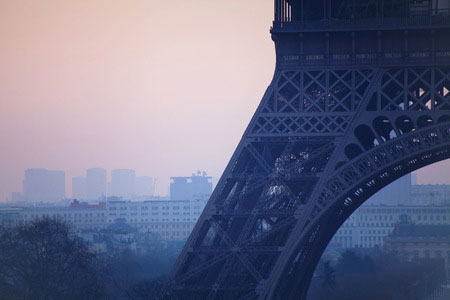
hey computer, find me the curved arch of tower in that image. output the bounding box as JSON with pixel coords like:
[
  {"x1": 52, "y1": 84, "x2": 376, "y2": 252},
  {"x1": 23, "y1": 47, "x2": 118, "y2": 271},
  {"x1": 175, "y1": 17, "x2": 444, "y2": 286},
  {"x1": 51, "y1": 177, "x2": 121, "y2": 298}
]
[{"x1": 171, "y1": 1, "x2": 450, "y2": 299}]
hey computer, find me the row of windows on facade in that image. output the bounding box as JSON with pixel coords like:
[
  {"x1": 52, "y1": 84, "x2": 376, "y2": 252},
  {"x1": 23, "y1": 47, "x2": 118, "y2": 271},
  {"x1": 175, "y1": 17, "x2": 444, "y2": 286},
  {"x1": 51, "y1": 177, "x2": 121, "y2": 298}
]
[
  {"x1": 337, "y1": 229, "x2": 391, "y2": 235},
  {"x1": 23, "y1": 214, "x2": 198, "y2": 224},
  {"x1": 348, "y1": 212, "x2": 450, "y2": 222},
  {"x1": 363, "y1": 208, "x2": 450, "y2": 214},
  {"x1": 108, "y1": 212, "x2": 201, "y2": 216},
  {"x1": 135, "y1": 225, "x2": 195, "y2": 231},
  {"x1": 119, "y1": 231, "x2": 194, "y2": 238},
  {"x1": 337, "y1": 220, "x2": 450, "y2": 236},
  {"x1": 393, "y1": 242, "x2": 450, "y2": 247},
  {"x1": 342, "y1": 215, "x2": 449, "y2": 227},
  {"x1": 333, "y1": 236, "x2": 385, "y2": 242},
  {"x1": 109, "y1": 219, "x2": 197, "y2": 228},
  {"x1": 341, "y1": 222, "x2": 396, "y2": 228},
  {"x1": 108, "y1": 218, "x2": 198, "y2": 223},
  {"x1": 108, "y1": 206, "x2": 202, "y2": 211},
  {"x1": 25, "y1": 213, "x2": 105, "y2": 218},
  {"x1": 160, "y1": 231, "x2": 191, "y2": 236}
]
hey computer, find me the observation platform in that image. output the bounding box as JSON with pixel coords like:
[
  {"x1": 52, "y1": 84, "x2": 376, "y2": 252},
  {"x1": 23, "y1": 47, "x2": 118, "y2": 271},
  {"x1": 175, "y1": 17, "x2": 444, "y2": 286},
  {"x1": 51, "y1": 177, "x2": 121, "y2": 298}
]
[{"x1": 271, "y1": 1, "x2": 450, "y2": 68}]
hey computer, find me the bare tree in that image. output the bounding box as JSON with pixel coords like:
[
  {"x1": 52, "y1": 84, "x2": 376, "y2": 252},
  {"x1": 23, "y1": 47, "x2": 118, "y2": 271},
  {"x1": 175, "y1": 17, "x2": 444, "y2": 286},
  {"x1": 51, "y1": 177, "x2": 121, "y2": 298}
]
[{"x1": 0, "y1": 218, "x2": 105, "y2": 300}]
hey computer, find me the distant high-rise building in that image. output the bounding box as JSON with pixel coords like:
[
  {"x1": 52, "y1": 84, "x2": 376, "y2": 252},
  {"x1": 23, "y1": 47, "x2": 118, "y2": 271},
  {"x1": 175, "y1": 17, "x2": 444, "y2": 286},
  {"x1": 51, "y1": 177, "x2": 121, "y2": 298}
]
[
  {"x1": 72, "y1": 176, "x2": 87, "y2": 200},
  {"x1": 22, "y1": 168, "x2": 65, "y2": 203},
  {"x1": 368, "y1": 173, "x2": 412, "y2": 205},
  {"x1": 86, "y1": 168, "x2": 107, "y2": 200},
  {"x1": 135, "y1": 176, "x2": 153, "y2": 196},
  {"x1": 111, "y1": 169, "x2": 136, "y2": 199},
  {"x1": 170, "y1": 172, "x2": 212, "y2": 201}
]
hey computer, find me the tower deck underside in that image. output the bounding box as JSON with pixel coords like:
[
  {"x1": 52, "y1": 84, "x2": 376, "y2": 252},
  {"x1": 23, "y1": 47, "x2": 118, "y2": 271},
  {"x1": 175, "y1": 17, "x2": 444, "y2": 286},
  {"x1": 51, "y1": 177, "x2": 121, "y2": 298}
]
[{"x1": 171, "y1": 1, "x2": 450, "y2": 299}]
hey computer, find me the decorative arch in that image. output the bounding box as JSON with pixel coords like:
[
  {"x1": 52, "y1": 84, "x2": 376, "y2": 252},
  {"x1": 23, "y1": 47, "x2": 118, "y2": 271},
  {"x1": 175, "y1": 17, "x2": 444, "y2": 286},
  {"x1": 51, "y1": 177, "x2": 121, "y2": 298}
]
[{"x1": 267, "y1": 122, "x2": 450, "y2": 299}]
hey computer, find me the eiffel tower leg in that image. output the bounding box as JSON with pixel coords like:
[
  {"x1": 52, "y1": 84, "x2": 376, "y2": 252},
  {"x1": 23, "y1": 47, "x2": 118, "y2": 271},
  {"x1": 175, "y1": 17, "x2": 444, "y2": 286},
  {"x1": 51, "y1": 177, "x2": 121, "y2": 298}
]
[{"x1": 171, "y1": 1, "x2": 450, "y2": 299}]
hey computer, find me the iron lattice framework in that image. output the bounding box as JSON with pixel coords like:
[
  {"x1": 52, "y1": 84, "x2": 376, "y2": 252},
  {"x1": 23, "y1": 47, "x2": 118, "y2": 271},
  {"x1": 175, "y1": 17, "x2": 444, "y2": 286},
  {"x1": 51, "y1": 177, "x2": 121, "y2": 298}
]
[{"x1": 171, "y1": 1, "x2": 450, "y2": 299}]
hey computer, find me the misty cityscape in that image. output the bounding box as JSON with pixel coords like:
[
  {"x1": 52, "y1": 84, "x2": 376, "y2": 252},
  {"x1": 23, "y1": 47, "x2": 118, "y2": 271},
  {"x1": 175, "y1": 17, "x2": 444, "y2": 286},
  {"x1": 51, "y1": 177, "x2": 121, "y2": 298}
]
[
  {"x1": 3, "y1": 171, "x2": 450, "y2": 298},
  {"x1": 11, "y1": 168, "x2": 214, "y2": 203},
  {"x1": 2, "y1": 0, "x2": 450, "y2": 299}
]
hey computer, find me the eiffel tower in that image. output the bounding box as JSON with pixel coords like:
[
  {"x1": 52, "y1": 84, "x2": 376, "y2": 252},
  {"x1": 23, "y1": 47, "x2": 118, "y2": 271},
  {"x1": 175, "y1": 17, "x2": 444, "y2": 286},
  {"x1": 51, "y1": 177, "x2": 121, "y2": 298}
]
[{"x1": 170, "y1": 1, "x2": 450, "y2": 299}]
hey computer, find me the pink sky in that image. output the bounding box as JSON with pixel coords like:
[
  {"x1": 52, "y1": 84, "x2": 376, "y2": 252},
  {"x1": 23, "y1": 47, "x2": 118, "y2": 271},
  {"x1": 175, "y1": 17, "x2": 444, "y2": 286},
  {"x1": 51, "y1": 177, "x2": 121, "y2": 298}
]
[{"x1": 0, "y1": 0, "x2": 449, "y2": 200}]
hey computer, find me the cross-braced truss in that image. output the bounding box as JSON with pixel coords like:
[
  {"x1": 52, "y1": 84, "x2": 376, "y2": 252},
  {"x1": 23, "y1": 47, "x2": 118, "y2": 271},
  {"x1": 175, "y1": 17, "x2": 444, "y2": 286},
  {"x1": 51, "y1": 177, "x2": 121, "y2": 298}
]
[
  {"x1": 170, "y1": 64, "x2": 450, "y2": 299},
  {"x1": 170, "y1": 2, "x2": 450, "y2": 298}
]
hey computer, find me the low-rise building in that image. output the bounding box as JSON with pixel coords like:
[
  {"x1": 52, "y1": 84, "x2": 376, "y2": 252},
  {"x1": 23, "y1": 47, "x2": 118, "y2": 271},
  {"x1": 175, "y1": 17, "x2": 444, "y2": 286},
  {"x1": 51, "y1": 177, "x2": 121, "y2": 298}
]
[
  {"x1": 330, "y1": 205, "x2": 450, "y2": 249},
  {"x1": 1, "y1": 197, "x2": 208, "y2": 243},
  {"x1": 17, "y1": 200, "x2": 108, "y2": 229},
  {"x1": 384, "y1": 220, "x2": 450, "y2": 280},
  {"x1": 106, "y1": 198, "x2": 206, "y2": 241},
  {"x1": 0, "y1": 207, "x2": 23, "y2": 226}
]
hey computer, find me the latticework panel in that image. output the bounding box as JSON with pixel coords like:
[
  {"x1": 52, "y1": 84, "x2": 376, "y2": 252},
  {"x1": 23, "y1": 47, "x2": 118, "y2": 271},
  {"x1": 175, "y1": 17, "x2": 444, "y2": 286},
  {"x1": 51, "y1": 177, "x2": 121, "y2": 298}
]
[
  {"x1": 250, "y1": 69, "x2": 376, "y2": 136},
  {"x1": 172, "y1": 63, "x2": 450, "y2": 300},
  {"x1": 366, "y1": 67, "x2": 450, "y2": 112}
]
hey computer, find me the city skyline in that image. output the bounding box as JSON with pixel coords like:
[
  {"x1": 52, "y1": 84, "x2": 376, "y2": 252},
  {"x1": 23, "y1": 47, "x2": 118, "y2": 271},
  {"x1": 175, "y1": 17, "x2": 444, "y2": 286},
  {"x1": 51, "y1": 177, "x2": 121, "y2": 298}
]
[
  {"x1": 1, "y1": 0, "x2": 450, "y2": 202},
  {"x1": 11, "y1": 167, "x2": 215, "y2": 201},
  {"x1": 9, "y1": 166, "x2": 438, "y2": 202}
]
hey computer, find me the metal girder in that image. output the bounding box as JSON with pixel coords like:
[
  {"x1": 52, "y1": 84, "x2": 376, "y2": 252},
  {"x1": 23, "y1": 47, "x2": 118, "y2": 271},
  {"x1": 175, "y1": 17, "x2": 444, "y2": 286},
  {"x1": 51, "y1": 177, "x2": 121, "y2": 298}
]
[
  {"x1": 170, "y1": 4, "x2": 450, "y2": 299},
  {"x1": 171, "y1": 66, "x2": 450, "y2": 300}
]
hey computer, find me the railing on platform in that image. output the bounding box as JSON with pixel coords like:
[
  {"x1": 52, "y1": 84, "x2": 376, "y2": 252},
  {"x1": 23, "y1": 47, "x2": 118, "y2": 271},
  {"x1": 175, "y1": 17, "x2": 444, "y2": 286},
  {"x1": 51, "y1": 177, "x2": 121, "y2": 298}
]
[{"x1": 273, "y1": 9, "x2": 450, "y2": 31}]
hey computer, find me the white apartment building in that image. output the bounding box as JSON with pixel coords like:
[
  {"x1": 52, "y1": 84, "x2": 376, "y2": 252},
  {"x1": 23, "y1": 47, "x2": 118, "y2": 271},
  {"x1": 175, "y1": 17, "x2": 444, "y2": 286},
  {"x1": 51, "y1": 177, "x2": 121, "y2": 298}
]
[
  {"x1": 18, "y1": 202, "x2": 107, "y2": 229},
  {"x1": 106, "y1": 199, "x2": 206, "y2": 241},
  {"x1": 331, "y1": 205, "x2": 450, "y2": 249},
  {"x1": 1, "y1": 198, "x2": 207, "y2": 242}
]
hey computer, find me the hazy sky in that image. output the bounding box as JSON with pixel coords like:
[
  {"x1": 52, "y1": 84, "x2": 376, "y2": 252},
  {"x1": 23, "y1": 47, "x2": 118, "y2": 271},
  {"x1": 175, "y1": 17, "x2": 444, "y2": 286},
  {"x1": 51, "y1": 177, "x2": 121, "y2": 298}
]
[{"x1": 1, "y1": 0, "x2": 449, "y2": 200}]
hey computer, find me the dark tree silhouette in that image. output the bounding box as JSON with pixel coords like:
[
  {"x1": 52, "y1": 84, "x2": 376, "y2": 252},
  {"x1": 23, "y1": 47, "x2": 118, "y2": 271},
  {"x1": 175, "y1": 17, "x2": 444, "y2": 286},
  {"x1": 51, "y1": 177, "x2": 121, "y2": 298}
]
[
  {"x1": 0, "y1": 218, "x2": 105, "y2": 300},
  {"x1": 308, "y1": 250, "x2": 446, "y2": 300},
  {"x1": 321, "y1": 261, "x2": 336, "y2": 290},
  {"x1": 132, "y1": 277, "x2": 177, "y2": 300},
  {"x1": 336, "y1": 250, "x2": 376, "y2": 274}
]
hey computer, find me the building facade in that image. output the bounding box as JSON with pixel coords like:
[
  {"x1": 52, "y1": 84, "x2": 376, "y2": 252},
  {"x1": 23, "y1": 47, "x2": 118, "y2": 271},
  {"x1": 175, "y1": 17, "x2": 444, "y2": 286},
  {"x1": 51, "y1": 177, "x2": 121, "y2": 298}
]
[
  {"x1": 170, "y1": 173, "x2": 212, "y2": 201},
  {"x1": 412, "y1": 184, "x2": 450, "y2": 206},
  {"x1": 384, "y1": 221, "x2": 450, "y2": 280},
  {"x1": 1, "y1": 197, "x2": 207, "y2": 242},
  {"x1": 106, "y1": 198, "x2": 206, "y2": 241},
  {"x1": 330, "y1": 205, "x2": 450, "y2": 249}
]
